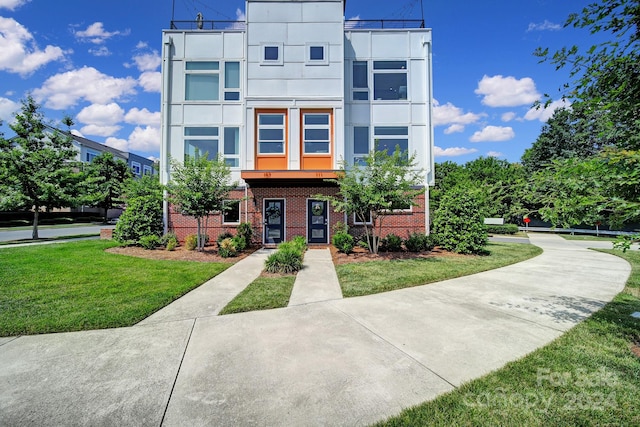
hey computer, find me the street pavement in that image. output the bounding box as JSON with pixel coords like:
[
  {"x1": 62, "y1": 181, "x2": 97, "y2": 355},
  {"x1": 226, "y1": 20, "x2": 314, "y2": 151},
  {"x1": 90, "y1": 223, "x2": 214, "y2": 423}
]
[{"x1": 0, "y1": 225, "x2": 111, "y2": 242}]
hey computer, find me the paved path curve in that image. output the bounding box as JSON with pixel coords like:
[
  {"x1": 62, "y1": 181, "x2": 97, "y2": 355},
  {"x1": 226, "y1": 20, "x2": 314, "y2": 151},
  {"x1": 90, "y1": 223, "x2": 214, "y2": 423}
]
[{"x1": 0, "y1": 234, "x2": 631, "y2": 426}]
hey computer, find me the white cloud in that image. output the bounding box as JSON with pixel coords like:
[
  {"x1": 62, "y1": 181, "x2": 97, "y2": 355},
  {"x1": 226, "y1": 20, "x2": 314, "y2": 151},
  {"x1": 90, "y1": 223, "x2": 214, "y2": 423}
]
[
  {"x1": 0, "y1": 97, "x2": 19, "y2": 122},
  {"x1": 105, "y1": 136, "x2": 129, "y2": 152},
  {"x1": 33, "y1": 66, "x2": 137, "y2": 109},
  {"x1": 135, "y1": 41, "x2": 148, "y2": 49},
  {"x1": 70, "y1": 129, "x2": 84, "y2": 137},
  {"x1": 432, "y1": 99, "x2": 485, "y2": 130},
  {"x1": 501, "y1": 112, "x2": 516, "y2": 122},
  {"x1": 76, "y1": 102, "x2": 124, "y2": 126},
  {"x1": 444, "y1": 124, "x2": 464, "y2": 134},
  {"x1": 434, "y1": 146, "x2": 478, "y2": 157},
  {"x1": 470, "y1": 125, "x2": 515, "y2": 142},
  {"x1": 527, "y1": 20, "x2": 562, "y2": 32},
  {"x1": 127, "y1": 126, "x2": 160, "y2": 153},
  {"x1": 131, "y1": 51, "x2": 161, "y2": 72},
  {"x1": 89, "y1": 46, "x2": 111, "y2": 57},
  {"x1": 74, "y1": 22, "x2": 129, "y2": 44},
  {"x1": 0, "y1": 17, "x2": 67, "y2": 76},
  {"x1": 0, "y1": 0, "x2": 29, "y2": 10},
  {"x1": 80, "y1": 124, "x2": 121, "y2": 137},
  {"x1": 124, "y1": 107, "x2": 160, "y2": 126},
  {"x1": 345, "y1": 15, "x2": 362, "y2": 29},
  {"x1": 138, "y1": 71, "x2": 161, "y2": 93},
  {"x1": 475, "y1": 75, "x2": 540, "y2": 107},
  {"x1": 524, "y1": 99, "x2": 571, "y2": 122},
  {"x1": 487, "y1": 151, "x2": 504, "y2": 158}
]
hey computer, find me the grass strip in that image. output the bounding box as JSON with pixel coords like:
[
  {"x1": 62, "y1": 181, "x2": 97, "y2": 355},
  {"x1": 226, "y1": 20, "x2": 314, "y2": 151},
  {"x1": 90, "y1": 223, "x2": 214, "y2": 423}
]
[
  {"x1": 375, "y1": 249, "x2": 640, "y2": 426},
  {"x1": 0, "y1": 240, "x2": 229, "y2": 336},
  {"x1": 219, "y1": 274, "x2": 296, "y2": 315},
  {"x1": 337, "y1": 242, "x2": 542, "y2": 297},
  {"x1": 0, "y1": 234, "x2": 99, "y2": 245}
]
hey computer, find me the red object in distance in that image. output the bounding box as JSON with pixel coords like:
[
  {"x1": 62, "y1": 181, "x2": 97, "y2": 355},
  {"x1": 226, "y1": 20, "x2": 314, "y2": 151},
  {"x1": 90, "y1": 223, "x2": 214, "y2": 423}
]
[{"x1": 523, "y1": 218, "x2": 531, "y2": 224}]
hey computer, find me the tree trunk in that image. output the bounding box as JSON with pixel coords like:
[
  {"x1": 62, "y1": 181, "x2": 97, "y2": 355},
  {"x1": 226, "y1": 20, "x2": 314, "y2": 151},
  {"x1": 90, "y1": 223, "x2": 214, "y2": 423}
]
[
  {"x1": 196, "y1": 217, "x2": 202, "y2": 251},
  {"x1": 32, "y1": 209, "x2": 39, "y2": 240}
]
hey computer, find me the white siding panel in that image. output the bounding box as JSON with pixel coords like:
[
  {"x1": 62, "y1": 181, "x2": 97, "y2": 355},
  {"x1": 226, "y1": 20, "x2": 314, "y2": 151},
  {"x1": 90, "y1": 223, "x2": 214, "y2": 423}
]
[
  {"x1": 287, "y1": 79, "x2": 343, "y2": 97},
  {"x1": 247, "y1": 23, "x2": 288, "y2": 45},
  {"x1": 169, "y1": 126, "x2": 184, "y2": 161},
  {"x1": 183, "y1": 105, "x2": 222, "y2": 124},
  {"x1": 301, "y1": 2, "x2": 343, "y2": 22},
  {"x1": 371, "y1": 32, "x2": 409, "y2": 58},
  {"x1": 289, "y1": 108, "x2": 300, "y2": 170},
  {"x1": 247, "y1": 79, "x2": 288, "y2": 96},
  {"x1": 167, "y1": 34, "x2": 184, "y2": 58},
  {"x1": 288, "y1": 23, "x2": 343, "y2": 45},
  {"x1": 371, "y1": 104, "x2": 411, "y2": 124},
  {"x1": 247, "y1": 62, "x2": 303, "y2": 79},
  {"x1": 410, "y1": 125, "x2": 426, "y2": 169},
  {"x1": 184, "y1": 33, "x2": 223, "y2": 58},
  {"x1": 170, "y1": 105, "x2": 183, "y2": 124},
  {"x1": 223, "y1": 32, "x2": 245, "y2": 58},
  {"x1": 171, "y1": 65, "x2": 184, "y2": 101},
  {"x1": 223, "y1": 105, "x2": 244, "y2": 124},
  {"x1": 411, "y1": 104, "x2": 427, "y2": 123},
  {"x1": 410, "y1": 61, "x2": 426, "y2": 103},
  {"x1": 348, "y1": 104, "x2": 372, "y2": 124},
  {"x1": 249, "y1": 3, "x2": 302, "y2": 22},
  {"x1": 302, "y1": 63, "x2": 342, "y2": 79},
  {"x1": 344, "y1": 32, "x2": 371, "y2": 59},
  {"x1": 410, "y1": 32, "x2": 429, "y2": 57}
]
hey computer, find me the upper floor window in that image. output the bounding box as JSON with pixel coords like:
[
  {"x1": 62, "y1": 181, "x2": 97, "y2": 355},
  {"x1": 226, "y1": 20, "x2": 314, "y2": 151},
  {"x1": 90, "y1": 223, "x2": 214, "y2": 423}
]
[
  {"x1": 374, "y1": 126, "x2": 409, "y2": 156},
  {"x1": 185, "y1": 61, "x2": 219, "y2": 101},
  {"x1": 373, "y1": 61, "x2": 407, "y2": 101},
  {"x1": 85, "y1": 149, "x2": 99, "y2": 162},
  {"x1": 353, "y1": 126, "x2": 369, "y2": 165},
  {"x1": 131, "y1": 161, "x2": 141, "y2": 176},
  {"x1": 302, "y1": 113, "x2": 330, "y2": 154},
  {"x1": 143, "y1": 165, "x2": 153, "y2": 175},
  {"x1": 306, "y1": 43, "x2": 329, "y2": 65},
  {"x1": 223, "y1": 127, "x2": 240, "y2": 168},
  {"x1": 257, "y1": 113, "x2": 286, "y2": 154},
  {"x1": 261, "y1": 43, "x2": 284, "y2": 66},
  {"x1": 184, "y1": 127, "x2": 219, "y2": 161},
  {"x1": 224, "y1": 62, "x2": 240, "y2": 101},
  {"x1": 352, "y1": 61, "x2": 368, "y2": 100}
]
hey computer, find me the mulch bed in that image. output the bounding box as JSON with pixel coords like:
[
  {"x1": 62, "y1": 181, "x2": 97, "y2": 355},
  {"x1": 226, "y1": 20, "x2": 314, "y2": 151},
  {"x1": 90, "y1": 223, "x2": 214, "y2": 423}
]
[
  {"x1": 105, "y1": 245, "x2": 255, "y2": 263},
  {"x1": 329, "y1": 244, "x2": 466, "y2": 265}
]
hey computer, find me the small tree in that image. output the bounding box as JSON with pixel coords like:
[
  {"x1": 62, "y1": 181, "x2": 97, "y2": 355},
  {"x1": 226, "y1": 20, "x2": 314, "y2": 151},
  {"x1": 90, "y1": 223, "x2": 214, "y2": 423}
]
[
  {"x1": 324, "y1": 146, "x2": 425, "y2": 254},
  {"x1": 0, "y1": 96, "x2": 80, "y2": 239},
  {"x1": 166, "y1": 153, "x2": 237, "y2": 251},
  {"x1": 433, "y1": 187, "x2": 488, "y2": 255},
  {"x1": 83, "y1": 152, "x2": 132, "y2": 223}
]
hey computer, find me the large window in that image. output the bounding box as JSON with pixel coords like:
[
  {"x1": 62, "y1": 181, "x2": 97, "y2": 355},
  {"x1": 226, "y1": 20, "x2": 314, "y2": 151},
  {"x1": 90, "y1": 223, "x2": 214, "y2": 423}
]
[
  {"x1": 185, "y1": 62, "x2": 219, "y2": 101},
  {"x1": 224, "y1": 62, "x2": 240, "y2": 101},
  {"x1": 223, "y1": 200, "x2": 241, "y2": 224},
  {"x1": 353, "y1": 126, "x2": 369, "y2": 165},
  {"x1": 223, "y1": 127, "x2": 240, "y2": 167},
  {"x1": 374, "y1": 126, "x2": 408, "y2": 155},
  {"x1": 257, "y1": 113, "x2": 285, "y2": 154},
  {"x1": 373, "y1": 61, "x2": 407, "y2": 101},
  {"x1": 184, "y1": 127, "x2": 219, "y2": 160},
  {"x1": 303, "y1": 113, "x2": 330, "y2": 154},
  {"x1": 352, "y1": 61, "x2": 368, "y2": 100}
]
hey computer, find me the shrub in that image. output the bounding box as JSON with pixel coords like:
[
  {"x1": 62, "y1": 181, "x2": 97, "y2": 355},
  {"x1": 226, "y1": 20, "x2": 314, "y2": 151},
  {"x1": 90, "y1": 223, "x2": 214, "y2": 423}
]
[
  {"x1": 161, "y1": 232, "x2": 179, "y2": 246},
  {"x1": 113, "y1": 195, "x2": 163, "y2": 245},
  {"x1": 433, "y1": 187, "x2": 488, "y2": 254},
  {"x1": 332, "y1": 221, "x2": 348, "y2": 234},
  {"x1": 404, "y1": 232, "x2": 435, "y2": 252},
  {"x1": 166, "y1": 239, "x2": 177, "y2": 251},
  {"x1": 264, "y1": 237, "x2": 306, "y2": 274},
  {"x1": 217, "y1": 231, "x2": 234, "y2": 246},
  {"x1": 185, "y1": 234, "x2": 198, "y2": 251},
  {"x1": 485, "y1": 224, "x2": 519, "y2": 235},
  {"x1": 380, "y1": 233, "x2": 403, "y2": 252},
  {"x1": 290, "y1": 235, "x2": 307, "y2": 251},
  {"x1": 237, "y1": 222, "x2": 254, "y2": 247},
  {"x1": 139, "y1": 235, "x2": 161, "y2": 250},
  {"x1": 232, "y1": 235, "x2": 247, "y2": 252},
  {"x1": 332, "y1": 231, "x2": 354, "y2": 254},
  {"x1": 218, "y1": 237, "x2": 237, "y2": 258}
]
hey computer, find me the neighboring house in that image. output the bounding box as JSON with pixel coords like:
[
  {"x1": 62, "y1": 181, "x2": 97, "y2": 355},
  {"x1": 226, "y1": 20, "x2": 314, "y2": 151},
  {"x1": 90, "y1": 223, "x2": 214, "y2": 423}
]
[{"x1": 160, "y1": 0, "x2": 434, "y2": 245}]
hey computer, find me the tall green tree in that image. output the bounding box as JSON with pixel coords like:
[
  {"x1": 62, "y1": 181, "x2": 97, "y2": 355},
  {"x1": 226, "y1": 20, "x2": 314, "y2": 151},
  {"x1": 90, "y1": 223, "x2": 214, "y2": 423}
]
[
  {"x1": 324, "y1": 147, "x2": 425, "y2": 254},
  {"x1": 166, "y1": 153, "x2": 237, "y2": 251},
  {"x1": 83, "y1": 152, "x2": 132, "y2": 223},
  {"x1": 0, "y1": 96, "x2": 80, "y2": 239}
]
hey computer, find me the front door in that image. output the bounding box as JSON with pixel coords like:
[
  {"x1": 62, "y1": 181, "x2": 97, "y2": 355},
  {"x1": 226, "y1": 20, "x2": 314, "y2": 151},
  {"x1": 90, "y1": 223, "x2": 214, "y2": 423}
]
[
  {"x1": 264, "y1": 199, "x2": 284, "y2": 244},
  {"x1": 307, "y1": 199, "x2": 328, "y2": 244}
]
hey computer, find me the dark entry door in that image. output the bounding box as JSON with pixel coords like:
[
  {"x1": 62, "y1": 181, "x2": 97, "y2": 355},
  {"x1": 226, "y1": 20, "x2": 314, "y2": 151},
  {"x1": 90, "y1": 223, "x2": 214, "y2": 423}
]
[
  {"x1": 264, "y1": 199, "x2": 284, "y2": 244},
  {"x1": 307, "y1": 200, "x2": 328, "y2": 244}
]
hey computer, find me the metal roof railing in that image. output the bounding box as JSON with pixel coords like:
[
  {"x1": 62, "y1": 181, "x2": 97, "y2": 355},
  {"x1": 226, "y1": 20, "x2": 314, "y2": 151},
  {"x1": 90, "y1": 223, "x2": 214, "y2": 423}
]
[
  {"x1": 170, "y1": 20, "x2": 246, "y2": 31},
  {"x1": 169, "y1": 19, "x2": 425, "y2": 31}
]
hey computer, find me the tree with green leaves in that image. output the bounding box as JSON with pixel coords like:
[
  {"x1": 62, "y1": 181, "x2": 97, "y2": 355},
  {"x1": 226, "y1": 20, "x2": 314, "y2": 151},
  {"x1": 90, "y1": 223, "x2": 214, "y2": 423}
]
[
  {"x1": 324, "y1": 146, "x2": 425, "y2": 254},
  {"x1": 166, "y1": 153, "x2": 237, "y2": 251},
  {"x1": 83, "y1": 152, "x2": 132, "y2": 223},
  {"x1": 0, "y1": 96, "x2": 81, "y2": 239},
  {"x1": 122, "y1": 171, "x2": 163, "y2": 201}
]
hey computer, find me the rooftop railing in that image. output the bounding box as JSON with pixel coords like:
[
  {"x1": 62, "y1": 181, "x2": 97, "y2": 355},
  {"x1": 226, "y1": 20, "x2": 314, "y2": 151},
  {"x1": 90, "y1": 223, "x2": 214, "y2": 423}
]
[{"x1": 169, "y1": 19, "x2": 425, "y2": 31}]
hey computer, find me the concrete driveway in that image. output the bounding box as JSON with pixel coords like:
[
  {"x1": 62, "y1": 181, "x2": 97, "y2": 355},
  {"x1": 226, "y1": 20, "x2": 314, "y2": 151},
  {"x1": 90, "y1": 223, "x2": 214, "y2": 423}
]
[{"x1": 0, "y1": 234, "x2": 631, "y2": 426}]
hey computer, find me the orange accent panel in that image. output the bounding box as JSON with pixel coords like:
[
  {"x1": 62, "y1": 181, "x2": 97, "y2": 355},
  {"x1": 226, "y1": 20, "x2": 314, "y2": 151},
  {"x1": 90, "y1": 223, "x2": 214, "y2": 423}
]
[
  {"x1": 300, "y1": 108, "x2": 334, "y2": 171},
  {"x1": 255, "y1": 108, "x2": 288, "y2": 171},
  {"x1": 241, "y1": 170, "x2": 340, "y2": 180}
]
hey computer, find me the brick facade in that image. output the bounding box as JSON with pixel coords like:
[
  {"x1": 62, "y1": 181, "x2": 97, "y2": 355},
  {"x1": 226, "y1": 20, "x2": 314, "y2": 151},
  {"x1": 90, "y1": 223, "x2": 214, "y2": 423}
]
[{"x1": 167, "y1": 183, "x2": 427, "y2": 246}]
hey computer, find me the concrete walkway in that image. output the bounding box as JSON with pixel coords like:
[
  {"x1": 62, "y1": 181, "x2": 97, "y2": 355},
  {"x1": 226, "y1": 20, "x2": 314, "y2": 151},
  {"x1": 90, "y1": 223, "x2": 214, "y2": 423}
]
[
  {"x1": 288, "y1": 248, "x2": 342, "y2": 306},
  {"x1": 0, "y1": 234, "x2": 632, "y2": 426}
]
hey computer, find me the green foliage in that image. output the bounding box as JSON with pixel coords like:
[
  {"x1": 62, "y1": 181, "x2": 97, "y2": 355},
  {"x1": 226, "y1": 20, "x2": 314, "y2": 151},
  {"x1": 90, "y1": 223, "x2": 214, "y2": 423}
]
[
  {"x1": 613, "y1": 234, "x2": 640, "y2": 253},
  {"x1": 332, "y1": 221, "x2": 349, "y2": 234},
  {"x1": 139, "y1": 234, "x2": 161, "y2": 250},
  {"x1": 123, "y1": 173, "x2": 163, "y2": 201},
  {"x1": 218, "y1": 237, "x2": 237, "y2": 258},
  {"x1": 166, "y1": 153, "x2": 237, "y2": 251},
  {"x1": 404, "y1": 232, "x2": 435, "y2": 252},
  {"x1": 433, "y1": 187, "x2": 488, "y2": 255},
  {"x1": 113, "y1": 195, "x2": 163, "y2": 245},
  {"x1": 332, "y1": 231, "x2": 354, "y2": 254},
  {"x1": 217, "y1": 231, "x2": 234, "y2": 245},
  {"x1": 237, "y1": 222, "x2": 254, "y2": 246},
  {"x1": 82, "y1": 152, "x2": 132, "y2": 222},
  {"x1": 0, "y1": 96, "x2": 81, "y2": 239},
  {"x1": 485, "y1": 224, "x2": 519, "y2": 235},
  {"x1": 232, "y1": 235, "x2": 247, "y2": 252},
  {"x1": 166, "y1": 239, "x2": 177, "y2": 251},
  {"x1": 185, "y1": 234, "x2": 197, "y2": 251},
  {"x1": 264, "y1": 237, "x2": 307, "y2": 274},
  {"x1": 323, "y1": 146, "x2": 425, "y2": 254},
  {"x1": 162, "y1": 232, "x2": 179, "y2": 251},
  {"x1": 380, "y1": 233, "x2": 403, "y2": 252}
]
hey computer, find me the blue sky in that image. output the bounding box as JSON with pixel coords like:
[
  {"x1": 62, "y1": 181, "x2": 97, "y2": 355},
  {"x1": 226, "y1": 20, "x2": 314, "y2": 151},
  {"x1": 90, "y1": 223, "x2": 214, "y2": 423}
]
[{"x1": 0, "y1": 0, "x2": 590, "y2": 163}]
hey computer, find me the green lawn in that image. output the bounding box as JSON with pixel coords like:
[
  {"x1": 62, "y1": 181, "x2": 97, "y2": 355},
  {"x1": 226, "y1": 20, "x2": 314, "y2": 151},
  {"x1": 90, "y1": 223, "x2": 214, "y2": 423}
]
[
  {"x1": 337, "y1": 242, "x2": 543, "y2": 297},
  {"x1": 375, "y1": 249, "x2": 640, "y2": 426},
  {"x1": 561, "y1": 234, "x2": 618, "y2": 242},
  {"x1": 219, "y1": 274, "x2": 296, "y2": 315},
  {"x1": 0, "y1": 240, "x2": 229, "y2": 336}
]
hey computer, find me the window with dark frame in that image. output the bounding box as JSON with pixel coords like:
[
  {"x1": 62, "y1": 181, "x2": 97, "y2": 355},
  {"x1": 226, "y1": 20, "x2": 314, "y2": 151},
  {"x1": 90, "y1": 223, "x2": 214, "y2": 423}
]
[{"x1": 223, "y1": 200, "x2": 241, "y2": 224}]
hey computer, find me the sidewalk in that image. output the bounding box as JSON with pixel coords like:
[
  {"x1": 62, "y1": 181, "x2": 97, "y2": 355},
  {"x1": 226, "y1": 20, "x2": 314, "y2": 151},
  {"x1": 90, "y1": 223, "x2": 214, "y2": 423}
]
[
  {"x1": 0, "y1": 234, "x2": 632, "y2": 426},
  {"x1": 288, "y1": 248, "x2": 342, "y2": 306}
]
